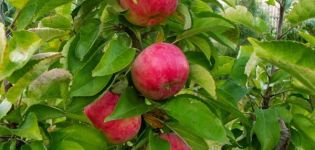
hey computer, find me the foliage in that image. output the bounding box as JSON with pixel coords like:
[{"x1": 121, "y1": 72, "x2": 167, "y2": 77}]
[{"x1": 0, "y1": 0, "x2": 315, "y2": 149}]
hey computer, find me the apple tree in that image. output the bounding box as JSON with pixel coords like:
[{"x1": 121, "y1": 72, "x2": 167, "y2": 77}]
[{"x1": 0, "y1": 0, "x2": 315, "y2": 149}]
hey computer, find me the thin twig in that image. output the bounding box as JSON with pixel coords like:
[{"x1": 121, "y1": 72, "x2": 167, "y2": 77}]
[
  {"x1": 5, "y1": 10, "x2": 20, "y2": 36},
  {"x1": 4, "y1": 80, "x2": 12, "y2": 93},
  {"x1": 270, "y1": 90, "x2": 291, "y2": 98},
  {"x1": 278, "y1": 26, "x2": 297, "y2": 40}
]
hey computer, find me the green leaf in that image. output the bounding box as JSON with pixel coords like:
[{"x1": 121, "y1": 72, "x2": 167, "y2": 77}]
[
  {"x1": 50, "y1": 125, "x2": 107, "y2": 150},
  {"x1": 287, "y1": 0, "x2": 315, "y2": 24},
  {"x1": 6, "y1": 54, "x2": 61, "y2": 103},
  {"x1": 287, "y1": 95, "x2": 312, "y2": 113},
  {"x1": 249, "y1": 39, "x2": 315, "y2": 95},
  {"x1": 16, "y1": 0, "x2": 72, "y2": 30},
  {"x1": 176, "y1": 17, "x2": 234, "y2": 43},
  {"x1": 230, "y1": 46, "x2": 253, "y2": 85},
  {"x1": 92, "y1": 33, "x2": 136, "y2": 76},
  {"x1": 148, "y1": 131, "x2": 170, "y2": 150},
  {"x1": 39, "y1": 15, "x2": 72, "y2": 29},
  {"x1": 111, "y1": 78, "x2": 129, "y2": 94},
  {"x1": 211, "y1": 56, "x2": 235, "y2": 77},
  {"x1": 35, "y1": 0, "x2": 73, "y2": 19},
  {"x1": 273, "y1": 106, "x2": 292, "y2": 123},
  {"x1": 222, "y1": 0, "x2": 236, "y2": 7},
  {"x1": 73, "y1": 0, "x2": 103, "y2": 29},
  {"x1": 28, "y1": 28, "x2": 67, "y2": 41},
  {"x1": 253, "y1": 109, "x2": 280, "y2": 150},
  {"x1": 27, "y1": 69, "x2": 72, "y2": 102},
  {"x1": 70, "y1": 44, "x2": 112, "y2": 97},
  {"x1": 299, "y1": 31, "x2": 315, "y2": 46},
  {"x1": 209, "y1": 31, "x2": 238, "y2": 50},
  {"x1": 218, "y1": 80, "x2": 247, "y2": 104},
  {"x1": 26, "y1": 105, "x2": 64, "y2": 121},
  {"x1": 223, "y1": 6, "x2": 269, "y2": 33},
  {"x1": 161, "y1": 96, "x2": 227, "y2": 142},
  {"x1": 0, "y1": 99, "x2": 12, "y2": 120},
  {"x1": 190, "y1": 64, "x2": 216, "y2": 99},
  {"x1": 21, "y1": 141, "x2": 46, "y2": 150},
  {"x1": 202, "y1": 0, "x2": 223, "y2": 10},
  {"x1": 75, "y1": 19, "x2": 100, "y2": 60},
  {"x1": 64, "y1": 36, "x2": 82, "y2": 74},
  {"x1": 13, "y1": 113, "x2": 42, "y2": 140},
  {"x1": 7, "y1": 0, "x2": 30, "y2": 9},
  {"x1": 15, "y1": 0, "x2": 39, "y2": 30},
  {"x1": 8, "y1": 52, "x2": 61, "y2": 84},
  {"x1": 245, "y1": 52, "x2": 259, "y2": 77},
  {"x1": 55, "y1": 140, "x2": 85, "y2": 150},
  {"x1": 291, "y1": 128, "x2": 315, "y2": 149},
  {"x1": 188, "y1": 36, "x2": 211, "y2": 60},
  {"x1": 106, "y1": 0, "x2": 125, "y2": 12},
  {"x1": 166, "y1": 122, "x2": 208, "y2": 150},
  {"x1": 201, "y1": 91, "x2": 250, "y2": 126},
  {"x1": 191, "y1": 0, "x2": 213, "y2": 17},
  {"x1": 3, "y1": 106, "x2": 23, "y2": 124},
  {"x1": 0, "y1": 23, "x2": 6, "y2": 61},
  {"x1": 106, "y1": 87, "x2": 151, "y2": 121},
  {"x1": 0, "y1": 125, "x2": 12, "y2": 137},
  {"x1": 177, "y1": 3, "x2": 192, "y2": 30},
  {"x1": 66, "y1": 96, "x2": 96, "y2": 113},
  {"x1": 0, "y1": 31, "x2": 41, "y2": 81},
  {"x1": 185, "y1": 51, "x2": 211, "y2": 71},
  {"x1": 55, "y1": 2, "x2": 72, "y2": 18},
  {"x1": 0, "y1": 141, "x2": 16, "y2": 150},
  {"x1": 266, "y1": 0, "x2": 276, "y2": 5},
  {"x1": 292, "y1": 114, "x2": 315, "y2": 143}
]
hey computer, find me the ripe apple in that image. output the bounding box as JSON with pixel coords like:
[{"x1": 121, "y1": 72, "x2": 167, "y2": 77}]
[
  {"x1": 131, "y1": 43, "x2": 189, "y2": 100},
  {"x1": 161, "y1": 133, "x2": 191, "y2": 150},
  {"x1": 120, "y1": 0, "x2": 178, "y2": 26},
  {"x1": 84, "y1": 92, "x2": 142, "y2": 144}
]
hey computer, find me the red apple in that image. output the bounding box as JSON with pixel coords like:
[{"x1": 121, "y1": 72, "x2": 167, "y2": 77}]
[
  {"x1": 120, "y1": 0, "x2": 178, "y2": 26},
  {"x1": 131, "y1": 43, "x2": 189, "y2": 100},
  {"x1": 161, "y1": 133, "x2": 191, "y2": 150},
  {"x1": 84, "y1": 92, "x2": 142, "y2": 144}
]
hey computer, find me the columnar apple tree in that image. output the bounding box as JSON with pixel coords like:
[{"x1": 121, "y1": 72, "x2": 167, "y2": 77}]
[{"x1": 0, "y1": 0, "x2": 315, "y2": 149}]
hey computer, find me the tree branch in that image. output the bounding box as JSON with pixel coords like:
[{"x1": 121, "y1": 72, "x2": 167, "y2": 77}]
[
  {"x1": 276, "y1": 119, "x2": 290, "y2": 150},
  {"x1": 276, "y1": 0, "x2": 286, "y2": 40},
  {"x1": 120, "y1": 25, "x2": 142, "y2": 50},
  {"x1": 274, "y1": 1, "x2": 291, "y2": 149}
]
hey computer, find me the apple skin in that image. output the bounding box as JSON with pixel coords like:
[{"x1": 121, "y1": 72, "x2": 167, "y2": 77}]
[
  {"x1": 120, "y1": 0, "x2": 178, "y2": 26},
  {"x1": 131, "y1": 43, "x2": 189, "y2": 100},
  {"x1": 160, "y1": 133, "x2": 191, "y2": 150},
  {"x1": 84, "y1": 92, "x2": 142, "y2": 144}
]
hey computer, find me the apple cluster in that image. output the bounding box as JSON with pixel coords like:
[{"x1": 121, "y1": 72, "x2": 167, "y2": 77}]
[{"x1": 84, "y1": 0, "x2": 191, "y2": 149}]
